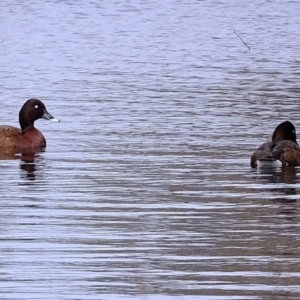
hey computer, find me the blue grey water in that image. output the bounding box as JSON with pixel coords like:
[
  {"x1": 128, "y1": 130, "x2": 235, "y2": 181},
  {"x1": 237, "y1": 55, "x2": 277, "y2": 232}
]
[{"x1": 0, "y1": 0, "x2": 300, "y2": 299}]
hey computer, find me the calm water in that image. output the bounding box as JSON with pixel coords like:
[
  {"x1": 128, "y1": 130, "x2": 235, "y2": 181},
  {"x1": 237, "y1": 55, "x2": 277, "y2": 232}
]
[{"x1": 0, "y1": 0, "x2": 300, "y2": 299}]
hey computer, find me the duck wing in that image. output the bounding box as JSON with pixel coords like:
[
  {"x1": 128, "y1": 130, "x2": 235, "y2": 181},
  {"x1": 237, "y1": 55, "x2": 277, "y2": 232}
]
[
  {"x1": 272, "y1": 140, "x2": 300, "y2": 166},
  {"x1": 0, "y1": 125, "x2": 22, "y2": 148},
  {"x1": 0, "y1": 125, "x2": 21, "y2": 137},
  {"x1": 250, "y1": 141, "x2": 276, "y2": 167}
]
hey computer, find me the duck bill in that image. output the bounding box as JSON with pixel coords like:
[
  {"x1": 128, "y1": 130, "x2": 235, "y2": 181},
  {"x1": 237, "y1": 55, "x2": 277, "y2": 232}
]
[{"x1": 42, "y1": 109, "x2": 60, "y2": 123}]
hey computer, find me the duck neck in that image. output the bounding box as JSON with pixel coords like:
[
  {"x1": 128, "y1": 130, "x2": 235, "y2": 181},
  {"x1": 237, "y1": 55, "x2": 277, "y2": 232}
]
[{"x1": 19, "y1": 116, "x2": 34, "y2": 133}]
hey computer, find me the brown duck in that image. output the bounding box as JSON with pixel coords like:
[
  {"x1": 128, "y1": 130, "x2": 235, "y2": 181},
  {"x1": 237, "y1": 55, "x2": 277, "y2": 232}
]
[
  {"x1": 251, "y1": 121, "x2": 300, "y2": 168},
  {"x1": 0, "y1": 98, "x2": 59, "y2": 150}
]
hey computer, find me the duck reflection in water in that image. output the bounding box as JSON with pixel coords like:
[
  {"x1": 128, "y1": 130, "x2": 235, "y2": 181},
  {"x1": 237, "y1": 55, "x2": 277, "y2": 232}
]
[
  {"x1": 0, "y1": 149, "x2": 44, "y2": 180},
  {"x1": 19, "y1": 151, "x2": 42, "y2": 180},
  {"x1": 253, "y1": 167, "x2": 300, "y2": 201}
]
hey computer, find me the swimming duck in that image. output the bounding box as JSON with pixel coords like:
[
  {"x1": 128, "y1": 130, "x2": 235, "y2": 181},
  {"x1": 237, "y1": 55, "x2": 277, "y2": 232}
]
[
  {"x1": 251, "y1": 121, "x2": 300, "y2": 168},
  {"x1": 0, "y1": 98, "x2": 59, "y2": 149}
]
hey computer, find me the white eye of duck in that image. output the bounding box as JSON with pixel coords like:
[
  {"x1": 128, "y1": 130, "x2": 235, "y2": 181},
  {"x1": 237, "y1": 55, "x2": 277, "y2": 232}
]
[{"x1": 35, "y1": 105, "x2": 39, "y2": 109}]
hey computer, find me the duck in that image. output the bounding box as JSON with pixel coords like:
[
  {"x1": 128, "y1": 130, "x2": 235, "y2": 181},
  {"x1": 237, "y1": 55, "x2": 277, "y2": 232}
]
[
  {"x1": 251, "y1": 121, "x2": 300, "y2": 168},
  {"x1": 0, "y1": 98, "x2": 59, "y2": 150}
]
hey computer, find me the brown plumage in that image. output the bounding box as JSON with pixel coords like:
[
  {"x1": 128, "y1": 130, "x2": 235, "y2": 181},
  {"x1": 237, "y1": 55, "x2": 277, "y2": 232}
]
[
  {"x1": 251, "y1": 121, "x2": 300, "y2": 167},
  {"x1": 0, "y1": 98, "x2": 59, "y2": 150}
]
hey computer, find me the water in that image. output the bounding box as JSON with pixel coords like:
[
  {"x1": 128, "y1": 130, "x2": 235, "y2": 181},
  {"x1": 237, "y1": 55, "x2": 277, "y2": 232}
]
[{"x1": 0, "y1": 0, "x2": 300, "y2": 299}]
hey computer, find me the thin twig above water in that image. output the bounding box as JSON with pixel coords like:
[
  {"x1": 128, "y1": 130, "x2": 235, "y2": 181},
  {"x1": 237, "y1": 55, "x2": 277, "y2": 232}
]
[{"x1": 234, "y1": 31, "x2": 250, "y2": 50}]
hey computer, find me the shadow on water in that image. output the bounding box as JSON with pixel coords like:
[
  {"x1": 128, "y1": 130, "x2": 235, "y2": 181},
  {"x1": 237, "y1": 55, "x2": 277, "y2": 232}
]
[{"x1": 0, "y1": 149, "x2": 45, "y2": 181}]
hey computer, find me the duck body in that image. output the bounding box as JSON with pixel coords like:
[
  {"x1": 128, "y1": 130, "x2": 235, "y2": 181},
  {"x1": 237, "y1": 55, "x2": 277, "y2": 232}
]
[
  {"x1": 251, "y1": 121, "x2": 300, "y2": 168},
  {"x1": 0, "y1": 98, "x2": 59, "y2": 150},
  {"x1": 251, "y1": 139, "x2": 300, "y2": 168},
  {"x1": 0, "y1": 125, "x2": 46, "y2": 148}
]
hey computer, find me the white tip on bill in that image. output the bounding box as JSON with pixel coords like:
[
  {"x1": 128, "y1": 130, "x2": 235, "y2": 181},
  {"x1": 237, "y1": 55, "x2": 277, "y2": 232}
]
[{"x1": 50, "y1": 117, "x2": 60, "y2": 123}]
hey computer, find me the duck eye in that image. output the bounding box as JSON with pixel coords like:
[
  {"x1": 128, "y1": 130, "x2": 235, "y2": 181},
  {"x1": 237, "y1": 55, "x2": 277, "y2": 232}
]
[{"x1": 35, "y1": 105, "x2": 39, "y2": 109}]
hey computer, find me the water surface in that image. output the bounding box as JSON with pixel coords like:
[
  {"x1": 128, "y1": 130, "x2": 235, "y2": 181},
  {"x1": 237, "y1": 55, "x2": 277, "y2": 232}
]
[{"x1": 0, "y1": 0, "x2": 300, "y2": 299}]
